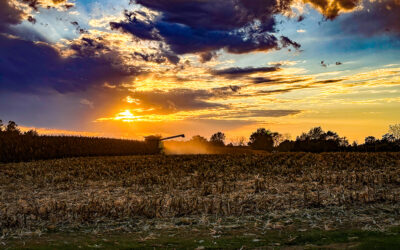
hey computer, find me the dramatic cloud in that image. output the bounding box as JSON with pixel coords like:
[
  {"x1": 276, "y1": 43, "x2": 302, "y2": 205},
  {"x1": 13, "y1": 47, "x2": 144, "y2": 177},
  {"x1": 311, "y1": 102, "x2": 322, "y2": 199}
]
[
  {"x1": 0, "y1": 34, "x2": 137, "y2": 93},
  {"x1": 21, "y1": 0, "x2": 74, "y2": 11},
  {"x1": 340, "y1": 0, "x2": 400, "y2": 36},
  {"x1": 134, "y1": 0, "x2": 283, "y2": 31},
  {"x1": 219, "y1": 109, "x2": 301, "y2": 118},
  {"x1": 195, "y1": 109, "x2": 302, "y2": 120},
  {"x1": 212, "y1": 66, "x2": 280, "y2": 78},
  {"x1": 133, "y1": 51, "x2": 167, "y2": 64},
  {"x1": 69, "y1": 37, "x2": 111, "y2": 57},
  {"x1": 0, "y1": 0, "x2": 74, "y2": 31},
  {"x1": 251, "y1": 77, "x2": 276, "y2": 84},
  {"x1": 304, "y1": 0, "x2": 360, "y2": 19},
  {"x1": 0, "y1": 0, "x2": 75, "y2": 40},
  {"x1": 0, "y1": 0, "x2": 24, "y2": 32},
  {"x1": 0, "y1": 0, "x2": 140, "y2": 95},
  {"x1": 110, "y1": 0, "x2": 300, "y2": 57},
  {"x1": 253, "y1": 77, "x2": 345, "y2": 95},
  {"x1": 315, "y1": 79, "x2": 343, "y2": 84},
  {"x1": 110, "y1": 0, "x2": 400, "y2": 60},
  {"x1": 110, "y1": 11, "x2": 160, "y2": 41},
  {"x1": 111, "y1": 16, "x2": 280, "y2": 55},
  {"x1": 305, "y1": 0, "x2": 400, "y2": 37},
  {"x1": 128, "y1": 87, "x2": 241, "y2": 113}
]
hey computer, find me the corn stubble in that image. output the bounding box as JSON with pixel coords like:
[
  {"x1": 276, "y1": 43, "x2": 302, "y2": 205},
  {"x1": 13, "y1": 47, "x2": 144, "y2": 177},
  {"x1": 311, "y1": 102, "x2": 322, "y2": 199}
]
[{"x1": 0, "y1": 152, "x2": 399, "y2": 234}]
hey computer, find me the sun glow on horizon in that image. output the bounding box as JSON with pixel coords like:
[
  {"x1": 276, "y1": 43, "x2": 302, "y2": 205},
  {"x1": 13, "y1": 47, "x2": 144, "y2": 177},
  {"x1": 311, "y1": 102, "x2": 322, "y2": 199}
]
[{"x1": 97, "y1": 109, "x2": 190, "y2": 123}]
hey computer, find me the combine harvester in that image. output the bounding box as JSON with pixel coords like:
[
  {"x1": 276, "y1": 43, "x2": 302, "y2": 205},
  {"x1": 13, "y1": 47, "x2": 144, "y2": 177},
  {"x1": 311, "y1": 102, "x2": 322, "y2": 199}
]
[{"x1": 145, "y1": 134, "x2": 185, "y2": 153}]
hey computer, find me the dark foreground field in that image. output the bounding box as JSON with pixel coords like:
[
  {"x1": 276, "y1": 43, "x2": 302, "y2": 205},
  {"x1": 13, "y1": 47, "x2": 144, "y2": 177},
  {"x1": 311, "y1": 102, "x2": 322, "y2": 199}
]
[{"x1": 1, "y1": 153, "x2": 400, "y2": 249}]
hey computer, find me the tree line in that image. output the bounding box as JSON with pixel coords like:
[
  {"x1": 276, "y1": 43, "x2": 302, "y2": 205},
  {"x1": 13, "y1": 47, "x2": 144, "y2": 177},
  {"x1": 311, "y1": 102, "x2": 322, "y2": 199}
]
[{"x1": 204, "y1": 124, "x2": 400, "y2": 152}]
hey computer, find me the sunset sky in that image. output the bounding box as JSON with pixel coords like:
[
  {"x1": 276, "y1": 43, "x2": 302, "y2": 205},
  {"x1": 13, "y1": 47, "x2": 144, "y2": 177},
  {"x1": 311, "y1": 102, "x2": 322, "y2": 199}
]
[{"x1": 1, "y1": 0, "x2": 399, "y2": 142}]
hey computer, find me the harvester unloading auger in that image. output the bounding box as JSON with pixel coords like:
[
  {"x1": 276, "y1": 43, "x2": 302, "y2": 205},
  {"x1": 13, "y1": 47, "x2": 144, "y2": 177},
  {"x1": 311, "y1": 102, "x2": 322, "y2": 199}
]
[
  {"x1": 144, "y1": 134, "x2": 185, "y2": 153},
  {"x1": 160, "y1": 134, "x2": 185, "y2": 141}
]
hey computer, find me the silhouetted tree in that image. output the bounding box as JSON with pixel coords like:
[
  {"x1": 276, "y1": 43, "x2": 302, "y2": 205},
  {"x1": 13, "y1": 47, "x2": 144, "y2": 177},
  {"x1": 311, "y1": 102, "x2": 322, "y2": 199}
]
[
  {"x1": 365, "y1": 136, "x2": 376, "y2": 144},
  {"x1": 325, "y1": 131, "x2": 339, "y2": 141},
  {"x1": 210, "y1": 132, "x2": 225, "y2": 147},
  {"x1": 308, "y1": 126, "x2": 324, "y2": 140},
  {"x1": 297, "y1": 127, "x2": 340, "y2": 141},
  {"x1": 382, "y1": 133, "x2": 396, "y2": 143},
  {"x1": 389, "y1": 124, "x2": 400, "y2": 140},
  {"x1": 293, "y1": 127, "x2": 348, "y2": 152},
  {"x1": 248, "y1": 128, "x2": 278, "y2": 151},
  {"x1": 0, "y1": 120, "x2": 3, "y2": 132},
  {"x1": 24, "y1": 130, "x2": 39, "y2": 137},
  {"x1": 5, "y1": 121, "x2": 20, "y2": 135}
]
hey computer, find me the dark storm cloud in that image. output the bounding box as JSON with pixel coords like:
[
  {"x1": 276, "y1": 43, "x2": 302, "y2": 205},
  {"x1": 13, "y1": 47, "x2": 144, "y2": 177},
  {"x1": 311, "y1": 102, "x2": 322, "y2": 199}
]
[
  {"x1": 0, "y1": 34, "x2": 137, "y2": 94},
  {"x1": 305, "y1": 0, "x2": 400, "y2": 37},
  {"x1": 339, "y1": 0, "x2": 400, "y2": 37},
  {"x1": 134, "y1": 0, "x2": 283, "y2": 31},
  {"x1": 159, "y1": 21, "x2": 280, "y2": 54},
  {"x1": 0, "y1": 0, "x2": 24, "y2": 32},
  {"x1": 113, "y1": 0, "x2": 400, "y2": 56},
  {"x1": 111, "y1": 0, "x2": 301, "y2": 57},
  {"x1": 111, "y1": 17, "x2": 281, "y2": 55},
  {"x1": 110, "y1": 12, "x2": 160, "y2": 41},
  {"x1": 212, "y1": 66, "x2": 280, "y2": 78}
]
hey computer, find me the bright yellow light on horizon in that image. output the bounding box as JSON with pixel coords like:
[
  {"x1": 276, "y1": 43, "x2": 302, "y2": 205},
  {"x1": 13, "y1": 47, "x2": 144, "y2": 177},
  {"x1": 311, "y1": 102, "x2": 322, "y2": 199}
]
[
  {"x1": 97, "y1": 109, "x2": 186, "y2": 123},
  {"x1": 97, "y1": 109, "x2": 147, "y2": 123},
  {"x1": 113, "y1": 110, "x2": 138, "y2": 122}
]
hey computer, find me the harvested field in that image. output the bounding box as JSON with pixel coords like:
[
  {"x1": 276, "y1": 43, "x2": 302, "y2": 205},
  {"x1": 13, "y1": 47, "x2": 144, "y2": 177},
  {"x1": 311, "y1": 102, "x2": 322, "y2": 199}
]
[{"x1": 1, "y1": 152, "x2": 400, "y2": 247}]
